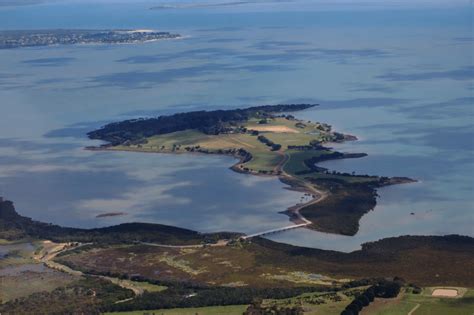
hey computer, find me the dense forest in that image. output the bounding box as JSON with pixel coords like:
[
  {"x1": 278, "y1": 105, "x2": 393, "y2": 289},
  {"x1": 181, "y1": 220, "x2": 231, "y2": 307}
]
[{"x1": 87, "y1": 104, "x2": 316, "y2": 145}]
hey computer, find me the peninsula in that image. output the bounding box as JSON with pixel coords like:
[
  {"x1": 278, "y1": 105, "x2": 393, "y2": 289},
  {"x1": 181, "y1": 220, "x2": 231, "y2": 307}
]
[
  {"x1": 88, "y1": 104, "x2": 415, "y2": 236},
  {"x1": 0, "y1": 29, "x2": 180, "y2": 49}
]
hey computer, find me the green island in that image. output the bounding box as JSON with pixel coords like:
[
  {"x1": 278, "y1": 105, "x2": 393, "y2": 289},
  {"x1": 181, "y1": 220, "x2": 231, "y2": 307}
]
[
  {"x1": 87, "y1": 104, "x2": 415, "y2": 236},
  {"x1": 1, "y1": 199, "x2": 473, "y2": 314}
]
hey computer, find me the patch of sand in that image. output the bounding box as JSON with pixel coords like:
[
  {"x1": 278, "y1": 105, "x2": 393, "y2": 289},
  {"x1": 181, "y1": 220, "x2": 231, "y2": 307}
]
[
  {"x1": 432, "y1": 288, "x2": 458, "y2": 297},
  {"x1": 250, "y1": 126, "x2": 299, "y2": 133}
]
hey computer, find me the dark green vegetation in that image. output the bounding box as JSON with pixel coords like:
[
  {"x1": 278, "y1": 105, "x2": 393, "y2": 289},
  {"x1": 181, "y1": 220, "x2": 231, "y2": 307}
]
[
  {"x1": 104, "y1": 284, "x2": 327, "y2": 313},
  {"x1": 87, "y1": 104, "x2": 316, "y2": 145},
  {"x1": 282, "y1": 148, "x2": 412, "y2": 235},
  {"x1": 244, "y1": 302, "x2": 304, "y2": 315},
  {"x1": 301, "y1": 181, "x2": 380, "y2": 235},
  {"x1": 0, "y1": 29, "x2": 180, "y2": 49},
  {"x1": 88, "y1": 104, "x2": 415, "y2": 236},
  {"x1": 0, "y1": 277, "x2": 134, "y2": 315},
  {"x1": 0, "y1": 199, "x2": 239, "y2": 244},
  {"x1": 340, "y1": 279, "x2": 402, "y2": 315}
]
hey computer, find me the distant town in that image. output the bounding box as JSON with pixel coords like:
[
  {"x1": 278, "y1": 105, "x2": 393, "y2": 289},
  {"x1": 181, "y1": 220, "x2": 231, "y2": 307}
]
[{"x1": 0, "y1": 29, "x2": 181, "y2": 49}]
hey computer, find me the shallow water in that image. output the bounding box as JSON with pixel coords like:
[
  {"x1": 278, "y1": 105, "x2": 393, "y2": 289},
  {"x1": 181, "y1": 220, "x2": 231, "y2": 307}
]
[
  {"x1": 0, "y1": 263, "x2": 50, "y2": 276},
  {"x1": 0, "y1": 1, "x2": 472, "y2": 251},
  {"x1": 0, "y1": 243, "x2": 35, "y2": 259}
]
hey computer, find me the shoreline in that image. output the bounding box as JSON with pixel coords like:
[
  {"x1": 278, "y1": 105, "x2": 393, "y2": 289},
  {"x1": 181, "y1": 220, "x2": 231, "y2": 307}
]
[
  {"x1": 84, "y1": 104, "x2": 416, "y2": 237},
  {"x1": 85, "y1": 145, "x2": 322, "y2": 228},
  {"x1": 85, "y1": 137, "x2": 416, "y2": 235},
  {"x1": 85, "y1": 141, "x2": 373, "y2": 232}
]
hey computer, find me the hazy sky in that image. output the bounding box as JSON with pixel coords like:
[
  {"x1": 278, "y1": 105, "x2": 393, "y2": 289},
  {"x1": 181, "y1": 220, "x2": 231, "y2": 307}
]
[{"x1": 4, "y1": 0, "x2": 472, "y2": 7}]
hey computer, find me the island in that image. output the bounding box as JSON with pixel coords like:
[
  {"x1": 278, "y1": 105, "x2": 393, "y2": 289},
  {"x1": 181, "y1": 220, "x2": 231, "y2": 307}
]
[
  {"x1": 87, "y1": 104, "x2": 415, "y2": 236},
  {"x1": 0, "y1": 29, "x2": 181, "y2": 49}
]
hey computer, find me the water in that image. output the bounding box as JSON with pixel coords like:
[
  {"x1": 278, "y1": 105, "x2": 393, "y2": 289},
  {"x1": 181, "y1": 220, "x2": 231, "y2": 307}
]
[{"x1": 0, "y1": 0, "x2": 472, "y2": 251}]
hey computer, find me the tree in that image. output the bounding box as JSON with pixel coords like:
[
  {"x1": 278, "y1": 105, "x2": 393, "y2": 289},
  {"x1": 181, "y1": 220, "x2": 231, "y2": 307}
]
[
  {"x1": 357, "y1": 295, "x2": 370, "y2": 306},
  {"x1": 364, "y1": 290, "x2": 375, "y2": 302},
  {"x1": 271, "y1": 144, "x2": 282, "y2": 151},
  {"x1": 345, "y1": 304, "x2": 359, "y2": 314}
]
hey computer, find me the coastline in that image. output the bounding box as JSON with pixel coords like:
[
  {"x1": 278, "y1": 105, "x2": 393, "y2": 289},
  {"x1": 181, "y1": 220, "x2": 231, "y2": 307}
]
[
  {"x1": 84, "y1": 105, "x2": 416, "y2": 237},
  {"x1": 85, "y1": 134, "x2": 415, "y2": 236},
  {"x1": 84, "y1": 145, "x2": 321, "y2": 228}
]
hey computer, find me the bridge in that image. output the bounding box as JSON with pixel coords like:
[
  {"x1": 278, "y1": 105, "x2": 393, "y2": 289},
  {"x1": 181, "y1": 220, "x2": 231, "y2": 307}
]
[{"x1": 240, "y1": 222, "x2": 310, "y2": 240}]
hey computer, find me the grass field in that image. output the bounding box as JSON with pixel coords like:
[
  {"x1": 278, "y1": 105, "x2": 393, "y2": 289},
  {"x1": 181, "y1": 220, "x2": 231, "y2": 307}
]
[
  {"x1": 104, "y1": 304, "x2": 248, "y2": 315},
  {"x1": 361, "y1": 288, "x2": 474, "y2": 315},
  {"x1": 111, "y1": 117, "x2": 332, "y2": 175},
  {"x1": 260, "y1": 287, "x2": 367, "y2": 315},
  {"x1": 284, "y1": 149, "x2": 330, "y2": 176},
  {"x1": 99, "y1": 288, "x2": 474, "y2": 315}
]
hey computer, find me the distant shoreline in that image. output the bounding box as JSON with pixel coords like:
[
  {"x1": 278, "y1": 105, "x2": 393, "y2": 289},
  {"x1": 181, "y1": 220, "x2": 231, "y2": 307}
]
[{"x1": 0, "y1": 29, "x2": 181, "y2": 49}]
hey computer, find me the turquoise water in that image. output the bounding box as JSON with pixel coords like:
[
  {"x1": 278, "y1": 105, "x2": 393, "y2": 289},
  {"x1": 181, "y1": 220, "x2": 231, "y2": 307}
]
[{"x1": 0, "y1": 1, "x2": 472, "y2": 251}]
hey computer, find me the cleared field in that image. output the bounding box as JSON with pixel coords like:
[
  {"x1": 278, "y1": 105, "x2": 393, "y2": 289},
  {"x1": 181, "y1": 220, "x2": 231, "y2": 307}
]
[
  {"x1": 245, "y1": 117, "x2": 326, "y2": 134},
  {"x1": 0, "y1": 241, "x2": 78, "y2": 302},
  {"x1": 112, "y1": 121, "x2": 327, "y2": 174},
  {"x1": 249, "y1": 125, "x2": 299, "y2": 133},
  {"x1": 431, "y1": 288, "x2": 459, "y2": 297},
  {"x1": 284, "y1": 149, "x2": 330, "y2": 176},
  {"x1": 108, "y1": 117, "x2": 348, "y2": 179},
  {"x1": 361, "y1": 288, "x2": 474, "y2": 315},
  {"x1": 262, "y1": 287, "x2": 367, "y2": 315},
  {"x1": 104, "y1": 304, "x2": 248, "y2": 315}
]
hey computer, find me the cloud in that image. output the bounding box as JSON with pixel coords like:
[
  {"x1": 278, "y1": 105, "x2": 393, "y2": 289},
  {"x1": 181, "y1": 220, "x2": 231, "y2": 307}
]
[
  {"x1": 453, "y1": 37, "x2": 474, "y2": 43},
  {"x1": 21, "y1": 57, "x2": 76, "y2": 67},
  {"x1": 0, "y1": 72, "x2": 31, "y2": 90},
  {"x1": 399, "y1": 97, "x2": 474, "y2": 119},
  {"x1": 90, "y1": 63, "x2": 295, "y2": 89},
  {"x1": 90, "y1": 64, "x2": 225, "y2": 88},
  {"x1": 206, "y1": 38, "x2": 245, "y2": 43},
  {"x1": 0, "y1": 163, "x2": 93, "y2": 178},
  {"x1": 348, "y1": 83, "x2": 399, "y2": 94},
  {"x1": 116, "y1": 48, "x2": 237, "y2": 64},
  {"x1": 304, "y1": 48, "x2": 389, "y2": 58},
  {"x1": 238, "y1": 52, "x2": 314, "y2": 62},
  {"x1": 241, "y1": 46, "x2": 390, "y2": 64},
  {"x1": 361, "y1": 122, "x2": 474, "y2": 153},
  {"x1": 283, "y1": 97, "x2": 410, "y2": 109},
  {"x1": 77, "y1": 182, "x2": 192, "y2": 218},
  {"x1": 376, "y1": 66, "x2": 474, "y2": 81},
  {"x1": 0, "y1": 0, "x2": 44, "y2": 7},
  {"x1": 415, "y1": 126, "x2": 474, "y2": 151},
  {"x1": 250, "y1": 40, "x2": 308, "y2": 50}
]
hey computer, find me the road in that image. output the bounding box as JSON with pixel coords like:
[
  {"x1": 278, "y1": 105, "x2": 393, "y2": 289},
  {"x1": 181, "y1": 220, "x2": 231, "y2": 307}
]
[{"x1": 241, "y1": 222, "x2": 310, "y2": 240}]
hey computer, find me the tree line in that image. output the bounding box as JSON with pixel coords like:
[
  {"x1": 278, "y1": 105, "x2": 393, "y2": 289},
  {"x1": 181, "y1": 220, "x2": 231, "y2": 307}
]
[{"x1": 88, "y1": 104, "x2": 316, "y2": 145}]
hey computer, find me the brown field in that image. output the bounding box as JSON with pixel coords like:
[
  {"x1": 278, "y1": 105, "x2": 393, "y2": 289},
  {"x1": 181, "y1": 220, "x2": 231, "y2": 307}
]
[
  {"x1": 56, "y1": 235, "x2": 474, "y2": 288},
  {"x1": 431, "y1": 288, "x2": 459, "y2": 297},
  {"x1": 249, "y1": 125, "x2": 299, "y2": 133}
]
